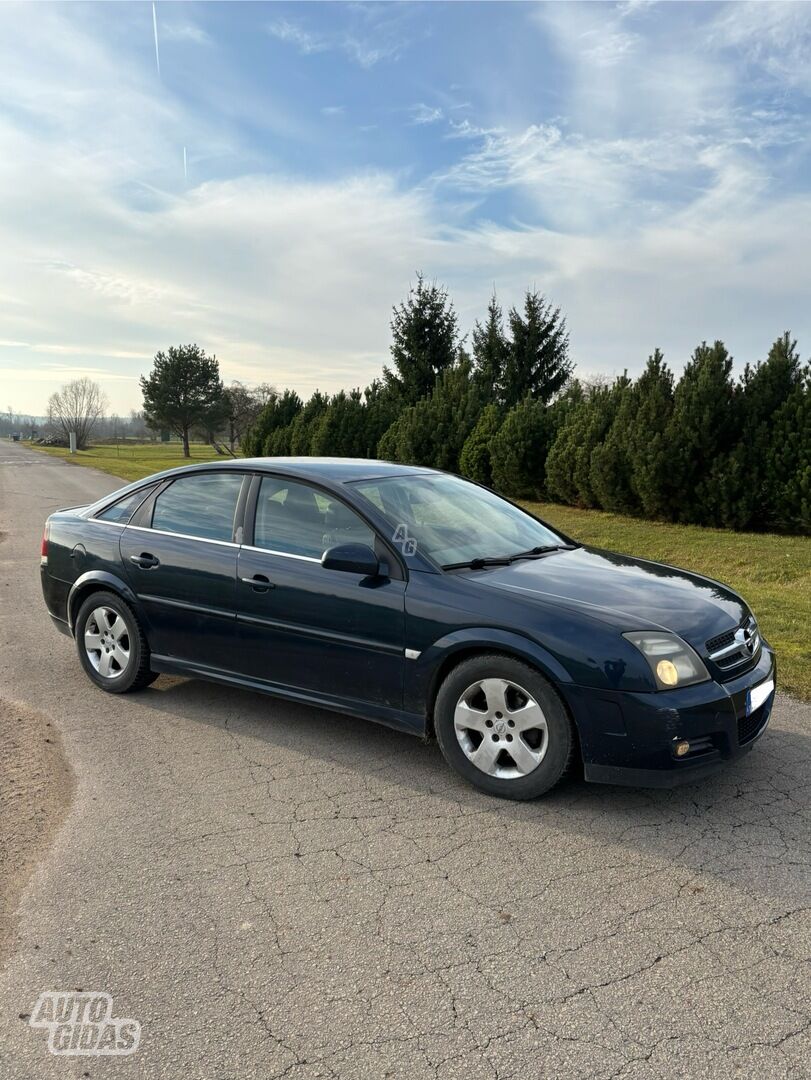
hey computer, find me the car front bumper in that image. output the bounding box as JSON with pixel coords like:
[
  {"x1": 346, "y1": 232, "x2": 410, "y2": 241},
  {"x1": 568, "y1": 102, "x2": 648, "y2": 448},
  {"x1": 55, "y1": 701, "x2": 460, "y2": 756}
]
[{"x1": 562, "y1": 644, "x2": 777, "y2": 788}]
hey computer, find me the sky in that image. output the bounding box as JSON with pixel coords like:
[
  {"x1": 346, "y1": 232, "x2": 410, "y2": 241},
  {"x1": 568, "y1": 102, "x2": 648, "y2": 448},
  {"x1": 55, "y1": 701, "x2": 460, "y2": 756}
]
[{"x1": 1, "y1": 1, "x2": 810, "y2": 416}]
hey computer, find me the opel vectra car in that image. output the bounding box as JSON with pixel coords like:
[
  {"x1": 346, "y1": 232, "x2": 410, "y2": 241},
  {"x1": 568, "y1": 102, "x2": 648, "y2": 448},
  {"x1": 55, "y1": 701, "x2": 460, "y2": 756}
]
[{"x1": 40, "y1": 459, "x2": 776, "y2": 799}]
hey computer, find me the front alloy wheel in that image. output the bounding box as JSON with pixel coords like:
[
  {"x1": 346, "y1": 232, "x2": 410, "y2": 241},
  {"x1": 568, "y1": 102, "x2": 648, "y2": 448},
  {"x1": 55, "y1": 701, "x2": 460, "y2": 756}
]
[
  {"x1": 434, "y1": 654, "x2": 573, "y2": 800},
  {"x1": 454, "y1": 677, "x2": 549, "y2": 779}
]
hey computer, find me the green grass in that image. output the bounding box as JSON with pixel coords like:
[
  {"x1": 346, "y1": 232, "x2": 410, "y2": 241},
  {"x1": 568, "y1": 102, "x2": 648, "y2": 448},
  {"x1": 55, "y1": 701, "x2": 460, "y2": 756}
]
[
  {"x1": 523, "y1": 500, "x2": 811, "y2": 701},
  {"x1": 27, "y1": 440, "x2": 225, "y2": 482},
  {"x1": 25, "y1": 441, "x2": 810, "y2": 699}
]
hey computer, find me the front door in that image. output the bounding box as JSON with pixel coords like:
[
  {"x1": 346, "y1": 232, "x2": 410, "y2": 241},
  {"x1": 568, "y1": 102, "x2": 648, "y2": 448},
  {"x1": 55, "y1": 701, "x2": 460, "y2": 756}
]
[
  {"x1": 119, "y1": 470, "x2": 246, "y2": 672},
  {"x1": 235, "y1": 475, "x2": 406, "y2": 710}
]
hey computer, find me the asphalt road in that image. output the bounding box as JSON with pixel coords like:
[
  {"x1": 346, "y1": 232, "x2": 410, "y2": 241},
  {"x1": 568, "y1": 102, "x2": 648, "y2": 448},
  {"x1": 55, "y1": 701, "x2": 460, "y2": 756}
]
[{"x1": 0, "y1": 442, "x2": 809, "y2": 1080}]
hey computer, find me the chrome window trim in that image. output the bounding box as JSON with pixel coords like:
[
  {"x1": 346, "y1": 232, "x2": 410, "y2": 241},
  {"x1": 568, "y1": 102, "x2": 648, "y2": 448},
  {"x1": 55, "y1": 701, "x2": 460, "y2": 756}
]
[
  {"x1": 124, "y1": 524, "x2": 240, "y2": 548},
  {"x1": 87, "y1": 519, "x2": 126, "y2": 530},
  {"x1": 240, "y1": 544, "x2": 321, "y2": 564}
]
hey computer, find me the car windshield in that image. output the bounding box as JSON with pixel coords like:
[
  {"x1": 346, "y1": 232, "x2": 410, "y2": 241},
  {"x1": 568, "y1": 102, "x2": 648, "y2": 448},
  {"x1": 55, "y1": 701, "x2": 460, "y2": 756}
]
[{"x1": 351, "y1": 473, "x2": 568, "y2": 568}]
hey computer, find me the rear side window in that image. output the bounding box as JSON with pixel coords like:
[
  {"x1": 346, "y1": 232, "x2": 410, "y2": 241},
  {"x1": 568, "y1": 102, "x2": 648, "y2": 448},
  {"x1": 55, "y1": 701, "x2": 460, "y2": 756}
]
[
  {"x1": 253, "y1": 477, "x2": 375, "y2": 559},
  {"x1": 96, "y1": 485, "x2": 156, "y2": 525},
  {"x1": 151, "y1": 473, "x2": 244, "y2": 542}
]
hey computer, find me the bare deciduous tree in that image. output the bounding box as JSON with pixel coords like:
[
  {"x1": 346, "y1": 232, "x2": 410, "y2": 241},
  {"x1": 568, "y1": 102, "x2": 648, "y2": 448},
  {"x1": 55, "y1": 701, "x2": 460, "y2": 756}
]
[
  {"x1": 223, "y1": 381, "x2": 277, "y2": 451},
  {"x1": 47, "y1": 377, "x2": 107, "y2": 450}
]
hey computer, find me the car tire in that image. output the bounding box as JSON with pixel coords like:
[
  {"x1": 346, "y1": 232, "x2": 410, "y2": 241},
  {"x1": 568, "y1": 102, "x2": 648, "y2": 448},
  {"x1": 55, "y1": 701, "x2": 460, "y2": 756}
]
[
  {"x1": 434, "y1": 654, "x2": 574, "y2": 800},
  {"x1": 75, "y1": 591, "x2": 157, "y2": 694}
]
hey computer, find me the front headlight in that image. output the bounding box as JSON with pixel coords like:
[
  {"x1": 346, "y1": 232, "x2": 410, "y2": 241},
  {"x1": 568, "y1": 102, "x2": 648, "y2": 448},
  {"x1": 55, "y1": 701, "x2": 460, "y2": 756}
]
[{"x1": 623, "y1": 631, "x2": 710, "y2": 690}]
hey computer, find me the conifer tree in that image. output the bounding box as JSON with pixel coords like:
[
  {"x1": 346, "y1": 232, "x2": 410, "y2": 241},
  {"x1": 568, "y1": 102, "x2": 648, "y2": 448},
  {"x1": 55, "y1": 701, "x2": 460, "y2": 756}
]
[
  {"x1": 766, "y1": 358, "x2": 810, "y2": 531},
  {"x1": 502, "y1": 291, "x2": 572, "y2": 407},
  {"x1": 626, "y1": 350, "x2": 675, "y2": 519},
  {"x1": 140, "y1": 345, "x2": 223, "y2": 457},
  {"x1": 377, "y1": 356, "x2": 480, "y2": 472},
  {"x1": 721, "y1": 333, "x2": 803, "y2": 529},
  {"x1": 310, "y1": 389, "x2": 368, "y2": 458},
  {"x1": 383, "y1": 274, "x2": 459, "y2": 405},
  {"x1": 460, "y1": 403, "x2": 502, "y2": 485},
  {"x1": 363, "y1": 379, "x2": 402, "y2": 457},
  {"x1": 489, "y1": 395, "x2": 563, "y2": 499},
  {"x1": 663, "y1": 341, "x2": 735, "y2": 524},
  {"x1": 589, "y1": 375, "x2": 639, "y2": 514},
  {"x1": 242, "y1": 389, "x2": 302, "y2": 456},
  {"x1": 471, "y1": 295, "x2": 509, "y2": 404},
  {"x1": 288, "y1": 391, "x2": 330, "y2": 456}
]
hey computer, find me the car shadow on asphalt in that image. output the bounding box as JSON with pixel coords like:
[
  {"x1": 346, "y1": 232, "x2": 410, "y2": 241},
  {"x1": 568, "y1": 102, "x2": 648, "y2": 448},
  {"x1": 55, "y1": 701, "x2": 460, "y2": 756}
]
[{"x1": 133, "y1": 674, "x2": 809, "y2": 899}]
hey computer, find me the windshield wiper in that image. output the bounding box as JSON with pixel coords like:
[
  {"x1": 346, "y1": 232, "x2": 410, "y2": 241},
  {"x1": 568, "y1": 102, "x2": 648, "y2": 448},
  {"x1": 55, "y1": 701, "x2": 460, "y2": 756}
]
[
  {"x1": 443, "y1": 545, "x2": 574, "y2": 571},
  {"x1": 442, "y1": 556, "x2": 514, "y2": 571},
  {"x1": 506, "y1": 544, "x2": 570, "y2": 562}
]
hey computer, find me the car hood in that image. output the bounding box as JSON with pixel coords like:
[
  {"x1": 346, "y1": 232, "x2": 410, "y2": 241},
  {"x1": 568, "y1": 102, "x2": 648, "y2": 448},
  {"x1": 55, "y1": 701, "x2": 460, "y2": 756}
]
[{"x1": 473, "y1": 546, "x2": 747, "y2": 649}]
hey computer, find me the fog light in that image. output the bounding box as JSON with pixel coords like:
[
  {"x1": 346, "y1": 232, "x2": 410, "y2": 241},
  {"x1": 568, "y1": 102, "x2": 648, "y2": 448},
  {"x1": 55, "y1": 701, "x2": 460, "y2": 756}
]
[
  {"x1": 656, "y1": 659, "x2": 679, "y2": 686},
  {"x1": 674, "y1": 740, "x2": 690, "y2": 757}
]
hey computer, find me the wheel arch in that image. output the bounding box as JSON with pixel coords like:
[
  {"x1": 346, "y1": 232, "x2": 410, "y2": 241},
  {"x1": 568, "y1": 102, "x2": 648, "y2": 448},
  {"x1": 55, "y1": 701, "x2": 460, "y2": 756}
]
[
  {"x1": 67, "y1": 571, "x2": 143, "y2": 634},
  {"x1": 415, "y1": 629, "x2": 574, "y2": 739}
]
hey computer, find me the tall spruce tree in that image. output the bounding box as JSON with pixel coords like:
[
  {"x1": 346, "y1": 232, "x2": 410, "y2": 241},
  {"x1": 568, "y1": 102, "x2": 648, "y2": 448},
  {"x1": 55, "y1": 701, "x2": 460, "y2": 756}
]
[
  {"x1": 383, "y1": 274, "x2": 459, "y2": 405},
  {"x1": 502, "y1": 291, "x2": 572, "y2": 408},
  {"x1": 589, "y1": 375, "x2": 640, "y2": 514},
  {"x1": 626, "y1": 350, "x2": 675, "y2": 519},
  {"x1": 766, "y1": 358, "x2": 810, "y2": 531},
  {"x1": 721, "y1": 333, "x2": 804, "y2": 529},
  {"x1": 471, "y1": 295, "x2": 509, "y2": 404},
  {"x1": 664, "y1": 341, "x2": 736, "y2": 524}
]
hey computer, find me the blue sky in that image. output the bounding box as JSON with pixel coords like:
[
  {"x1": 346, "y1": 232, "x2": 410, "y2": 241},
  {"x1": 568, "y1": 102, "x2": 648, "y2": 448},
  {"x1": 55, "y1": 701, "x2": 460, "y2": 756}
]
[{"x1": 1, "y1": 1, "x2": 810, "y2": 414}]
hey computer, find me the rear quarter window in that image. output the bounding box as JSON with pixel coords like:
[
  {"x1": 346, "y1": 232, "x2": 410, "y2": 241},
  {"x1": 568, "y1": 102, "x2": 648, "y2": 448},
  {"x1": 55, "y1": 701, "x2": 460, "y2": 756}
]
[{"x1": 95, "y1": 485, "x2": 157, "y2": 525}]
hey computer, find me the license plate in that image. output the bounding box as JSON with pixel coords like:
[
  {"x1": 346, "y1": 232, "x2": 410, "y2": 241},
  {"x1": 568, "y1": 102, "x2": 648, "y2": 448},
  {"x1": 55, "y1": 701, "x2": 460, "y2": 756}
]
[{"x1": 746, "y1": 677, "x2": 775, "y2": 716}]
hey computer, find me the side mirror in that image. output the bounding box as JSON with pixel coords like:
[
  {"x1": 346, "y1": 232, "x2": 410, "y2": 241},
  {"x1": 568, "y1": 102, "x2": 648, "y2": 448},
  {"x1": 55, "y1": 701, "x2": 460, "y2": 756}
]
[{"x1": 321, "y1": 543, "x2": 380, "y2": 577}]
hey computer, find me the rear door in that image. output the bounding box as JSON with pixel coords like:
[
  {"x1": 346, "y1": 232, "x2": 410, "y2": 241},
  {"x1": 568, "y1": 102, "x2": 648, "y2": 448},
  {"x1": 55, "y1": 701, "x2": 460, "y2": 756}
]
[
  {"x1": 235, "y1": 474, "x2": 406, "y2": 710},
  {"x1": 119, "y1": 470, "x2": 247, "y2": 672}
]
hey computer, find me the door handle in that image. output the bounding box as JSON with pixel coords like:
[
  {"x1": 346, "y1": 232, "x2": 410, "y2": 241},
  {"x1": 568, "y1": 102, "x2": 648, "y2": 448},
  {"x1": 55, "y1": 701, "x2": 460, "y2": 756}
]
[
  {"x1": 241, "y1": 574, "x2": 274, "y2": 591},
  {"x1": 130, "y1": 552, "x2": 160, "y2": 569}
]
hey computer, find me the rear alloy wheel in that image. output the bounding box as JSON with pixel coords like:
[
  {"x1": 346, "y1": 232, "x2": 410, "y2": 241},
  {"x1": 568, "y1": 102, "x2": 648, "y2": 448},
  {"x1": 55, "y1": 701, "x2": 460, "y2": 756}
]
[
  {"x1": 75, "y1": 590, "x2": 157, "y2": 693},
  {"x1": 434, "y1": 654, "x2": 573, "y2": 799}
]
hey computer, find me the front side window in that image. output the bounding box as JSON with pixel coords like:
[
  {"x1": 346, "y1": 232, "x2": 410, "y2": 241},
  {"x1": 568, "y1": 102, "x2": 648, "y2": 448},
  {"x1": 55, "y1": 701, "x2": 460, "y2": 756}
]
[
  {"x1": 151, "y1": 472, "x2": 244, "y2": 542},
  {"x1": 95, "y1": 484, "x2": 156, "y2": 524},
  {"x1": 253, "y1": 477, "x2": 375, "y2": 559},
  {"x1": 351, "y1": 473, "x2": 565, "y2": 567}
]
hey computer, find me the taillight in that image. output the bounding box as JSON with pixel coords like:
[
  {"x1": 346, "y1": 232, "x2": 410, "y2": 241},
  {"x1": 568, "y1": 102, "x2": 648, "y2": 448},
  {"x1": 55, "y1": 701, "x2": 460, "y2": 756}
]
[{"x1": 40, "y1": 523, "x2": 49, "y2": 565}]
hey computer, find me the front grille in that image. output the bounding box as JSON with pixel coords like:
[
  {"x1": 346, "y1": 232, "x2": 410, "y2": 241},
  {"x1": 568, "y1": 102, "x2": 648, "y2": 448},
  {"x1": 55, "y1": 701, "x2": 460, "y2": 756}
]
[
  {"x1": 706, "y1": 616, "x2": 760, "y2": 674},
  {"x1": 738, "y1": 704, "x2": 768, "y2": 745},
  {"x1": 706, "y1": 628, "x2": 736, "y2": 655}
]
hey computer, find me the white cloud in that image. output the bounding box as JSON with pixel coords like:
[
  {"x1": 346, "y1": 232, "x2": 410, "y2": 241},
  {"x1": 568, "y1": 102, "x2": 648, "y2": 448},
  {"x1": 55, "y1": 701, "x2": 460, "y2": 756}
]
[
  {"x1": 267, "y1": 18, "x2": 325, "y2": 55},
  {"x1": 159, "y1": 21, "x2": 211, "y2": 46},
  {"x1": 409, "y1": 103, "x2": 443, "y2": 126},
  {"x1": 267, "y1": 13, "x2": 409, "y2": 69},
  {"x1": 710, "y1": 1, "x2": 811, "y2": 91}
]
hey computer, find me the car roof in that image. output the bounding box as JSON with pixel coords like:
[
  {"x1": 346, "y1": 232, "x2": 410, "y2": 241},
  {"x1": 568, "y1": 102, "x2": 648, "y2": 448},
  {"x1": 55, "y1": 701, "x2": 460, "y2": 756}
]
[{"x1": 142, "y1": 457, "x2": 435, "y2": 485}]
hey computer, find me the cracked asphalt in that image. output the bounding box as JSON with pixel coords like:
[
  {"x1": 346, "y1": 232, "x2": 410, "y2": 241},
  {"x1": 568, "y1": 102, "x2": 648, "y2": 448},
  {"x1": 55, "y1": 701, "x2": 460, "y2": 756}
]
[{"x1": 0, "y1": 442, "x2": 809, "y2": 1079}]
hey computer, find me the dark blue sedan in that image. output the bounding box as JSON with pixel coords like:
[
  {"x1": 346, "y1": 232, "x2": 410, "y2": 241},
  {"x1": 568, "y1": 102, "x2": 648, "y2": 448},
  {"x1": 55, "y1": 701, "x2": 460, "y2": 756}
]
[{"x1": 40, "y1": 458, "x2": 776, "y2": 798}]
